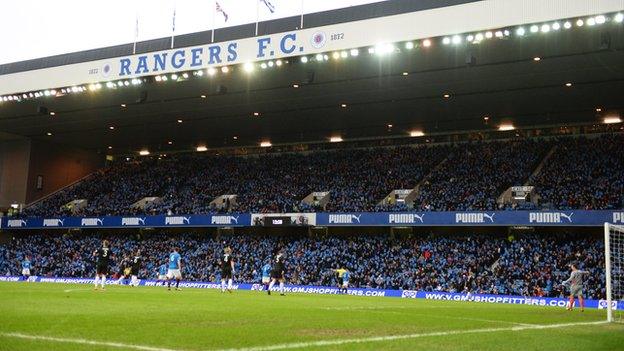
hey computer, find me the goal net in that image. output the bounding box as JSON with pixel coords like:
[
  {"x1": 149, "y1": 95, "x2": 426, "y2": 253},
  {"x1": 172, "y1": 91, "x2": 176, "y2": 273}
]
[{"x1": 605, "y1": 223, "x2": 624, "y2": 322}]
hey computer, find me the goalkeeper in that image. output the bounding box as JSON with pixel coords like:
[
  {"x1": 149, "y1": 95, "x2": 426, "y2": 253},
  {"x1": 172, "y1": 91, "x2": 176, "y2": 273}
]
[{"x1": 561, "y1": 263, "x2": 589, "y2": 312}]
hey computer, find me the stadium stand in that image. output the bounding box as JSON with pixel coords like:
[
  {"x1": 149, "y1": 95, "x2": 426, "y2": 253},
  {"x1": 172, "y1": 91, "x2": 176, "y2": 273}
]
[
  {"x1": 19, "y1": 133, "x2": 624, "y2": 217},
  {"x1": 0, "y1": 232, "x2": 605, "y2": 299}
]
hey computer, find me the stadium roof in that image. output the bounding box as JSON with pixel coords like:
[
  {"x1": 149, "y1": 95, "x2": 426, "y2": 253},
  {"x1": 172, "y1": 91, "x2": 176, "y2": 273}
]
[{"x1": 0, "y1": 14, "x2": 622, "y2": 155}]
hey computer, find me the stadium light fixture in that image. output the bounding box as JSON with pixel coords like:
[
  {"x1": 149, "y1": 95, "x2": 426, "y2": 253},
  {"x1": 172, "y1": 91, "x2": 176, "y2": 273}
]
[
  {"x1": 615, "y1": 13, "x2": 624, "y2": 23},
  {"x1": 540, "y1": 24, "x2": 550, "y2": 33},
  {"x1": 292, "y1": 84, "x2": 299, "y2": 88},
  {"x1": 405, "y1": 42, "x2": 414, "y2": 50},
  {"x1": 182, "y1": 73, "x2": 189, "y2": 79},
  {"x1": 332, "y1": 52, "x2": 340, "y2": 60},
  {"x1": 565, "y1": 82, "x2": 573, "y2": 87},
  {"x1": 171, "y1": 74, "x2": 178, "y2": 80},
  {"x1": 300, "y1": 56, "x2": 308, "y2": 63},
  {"x1": 530, "y1": 25, "x2": 539, "y2": 33},
  {"x1": 498, "y1": 124, "x2": 515, "y2": 131},
  {"x1": 260, "y1": 62, "x2": 268, "y2": 69},
  {"x1": 168, "y1": 141, "x2": 173, "y2": 145},
  {"x1": 402, "y1": 72, "x2": 409, "y2": 76},
  {"x1": 533, "y1": 57, "x2": 541, "y2": 61},
  {"x1": 260, "y1": 141, "x2": 272, "y2": 147},
  {"x1": 233, "y1": 136, "x2": 238, "y2": 140},
  {"x1": 485, "y1": 31, "x2": 493, "y2": 39},
  {"x1": 603, "y1": 116, "x2": 622, "y2": 124},
  {"x1": 253, "y1": 112, "x2": 260, "y2": 117},
  {"x1": 275, "y1": 60, "x2": 283, "y2": 66},
  {"x1": 466, "y1": 35, "x2": 474, "y2": 42},
  {"x1": 196, "y1": 146, "x2": 208, "y2": 152},
  {"x1": 139, "y1": 150, "x2": 150, "y2": 156},
  {"x1": 195, "y1": 69, "x2": 204, "y2": 77},
  {"x1": 443, "y1": 93, "x2": 451, "y2": 99},
  {"x1": 451, "y1": 35, "x2": 462, "y2": 44},
  {"x1": 375, "y1": 43, "x2": 394, "y2": 55},
  {"x1": 340, "y1": 103, "x2": 347, "y2": 108},
  {"x1": 350, "y1": 49, "x2": 359, "y2": 56},
  {"x1": 177, "y1": 119, "x2": 183, "y2": 123},
  {"x1": 154, "y1": 76, "x2": 162, "y2": 82},
  {"x1": 576, "y1": 19, "x2": 584, "y2": 26},
  {"x1": 422, "y1": 39, "x2": 431, "y2": 47},
  {"x1": 46, "y1": 132, "x2": 53, "y2": 136},
  {"x1": 340, "y1": 51, "x2": 348, "y2": 58},
  {"x1": 120, "y1": 104, "x2": 126, "y2": 108},
  {"x1": 410, "y1": 130, "x2": 425, "y2": 137},
  {"x1": 161, "y1": 75, "x2": 169, "y2": 81},
  {"x1": 243, "y1": 62, "x2": 254, "y2": 72},
  {"x1": 595, "y1": 15, "x2": 606, "y2": 24},
  {"x1": 563, "y1": 21, "x2": 572, "y2": 29},
  {"x1": 108, "y1": 146, "x2": 113, "y2": 150},
  {"x1": 387, "y1": 124, "x2": 393, "y2": 128},
  {"x1": 587, "y1": 17, "x2": 596, "y2": 26},
  {"x1": 268, "y1": 61, "x2": 275, "y2": 67},
  {"x1": 49, "y1": 111, "x2": 56, "y2": 116},
  {"x1": 221, "y1": 66, "x2": 229, "y2": 73},
  {"x1": 207, "y1": 67, "x2": 217, "y2": 76},
  {"x1": 596, "y1": 107, "x2": 602, "y2": 112},
  {"x1": 200, "y1": 95, "x2": 206, "y2": 99},
  {"x1": 474, "y1": 33, "x2": 484, "y2": 42},
  {"x1": 330, "y1": 136, "x2": 343, "y2": 143},
  {"x1": 552, "y1": 22, "x2": 561, "y2": 30},
  {"x1": 109, "y1": 126, "x2": 115, "y2": 130},
  {"x1": 315, "y1": 53, "x2": 324, "y2": 61},
  {"x1": 442, "y1": 37, "x2": 451, "y2": 45},
  {"x1": 495, "y1": 31, "x2": 504, "y2": 38}
]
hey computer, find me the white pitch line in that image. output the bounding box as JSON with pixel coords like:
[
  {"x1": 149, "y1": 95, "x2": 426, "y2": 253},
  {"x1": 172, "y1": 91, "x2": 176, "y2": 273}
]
[
  {"x1": 216, "y1": 321, "x2": 608, "y2": 351},
  {"x1": 63, "y1": 288, "x2": 93, "y2": 293},
  {"x1": 0, "y1": 332, "x2": 182, "y2": 351},
  {"x1": 0, "y1": 321, "x2": 608, "y2": 351}
]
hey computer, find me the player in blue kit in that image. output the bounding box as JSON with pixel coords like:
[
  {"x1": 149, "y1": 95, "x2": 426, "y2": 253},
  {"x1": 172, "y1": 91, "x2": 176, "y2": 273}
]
[
  {"x1": 156, "y1": 263, "x2": 168, "y2": 285},
  {"x1": 21, "y1": 256, "x2": 32, "y2": 281},
  {"x1": 166, "y1": 247, "x2": 182, "y2": 291},
  {"x1": 341, "y1": 269, "x2": 350, "y2": 294},
  {"x1": 261, "y1": 261, "x2": 272, "y2": 291}
]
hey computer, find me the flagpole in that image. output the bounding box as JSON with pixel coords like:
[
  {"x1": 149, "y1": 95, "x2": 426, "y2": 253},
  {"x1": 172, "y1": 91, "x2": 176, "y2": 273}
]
[
  {"x1": 255, "y1": 0, "x2": 259, "y2": 36},
  {"x1": 300, "y1": 0, "x2": 304, "y2": 29},
  {"x1": 211, "y1": 0, "x2": 216, "y2": 42},
  {"x1": 133, "y1": 13, "x2": 139, "y2": 54},
  {"x1": 171, "y1": 2, "x2": 176, "y2": 49}
]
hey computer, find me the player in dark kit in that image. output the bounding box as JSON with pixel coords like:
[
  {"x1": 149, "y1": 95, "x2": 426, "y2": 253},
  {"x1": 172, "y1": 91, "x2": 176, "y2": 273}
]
[
  {"x1": 220, "y1": 247, "x2": 235, "y2": 293},
  {"x1": 130, "y1": 251, "x2": 142, "y2": 287},
  {"x1": 93, "y1": 240, "x2": 112, "y2": 291},
  {"x1": 268, "y1": 252, "x2": 286, "y2": 296}
]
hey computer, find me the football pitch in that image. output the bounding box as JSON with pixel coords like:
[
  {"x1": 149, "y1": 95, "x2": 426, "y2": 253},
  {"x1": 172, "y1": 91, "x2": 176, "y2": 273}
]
[{"x1": 0, "y1": 282, "x2": 622, "y2": 351}]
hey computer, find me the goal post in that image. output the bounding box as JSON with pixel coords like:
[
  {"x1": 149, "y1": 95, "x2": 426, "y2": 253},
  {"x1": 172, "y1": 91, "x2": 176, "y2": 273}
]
[{"x1": 604, "y1": 222, "x2": 624, "y2": 322}]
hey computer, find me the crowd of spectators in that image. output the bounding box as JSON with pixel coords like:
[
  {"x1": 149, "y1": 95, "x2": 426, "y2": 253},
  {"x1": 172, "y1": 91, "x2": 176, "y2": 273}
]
[
  {"x1": 530, "y1": 135, "x2": 624, "y2": 210},
  {"x1": 413, "y1": 139, "x2": 550, "y2": 211},
  {"x1": 0, "y1": 231, "x2": 606, "y2": 299},
  {"x1": 24, "y1": 145, "x2": 449, "y2": 216},
  {"x1": 20, "y1": 133, "x2": 624, "y2": 217}
]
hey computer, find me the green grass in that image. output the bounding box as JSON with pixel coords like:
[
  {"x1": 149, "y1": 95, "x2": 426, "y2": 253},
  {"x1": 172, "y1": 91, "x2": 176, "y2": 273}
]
[{"x1": 0, "y1": 282, "x2": 622, "y2": 351}]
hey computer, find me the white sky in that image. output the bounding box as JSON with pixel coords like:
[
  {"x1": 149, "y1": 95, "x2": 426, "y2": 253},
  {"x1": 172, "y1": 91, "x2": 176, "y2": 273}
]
[{"x1": 0, "y1": 0, "x2": 388, "y2": 65}]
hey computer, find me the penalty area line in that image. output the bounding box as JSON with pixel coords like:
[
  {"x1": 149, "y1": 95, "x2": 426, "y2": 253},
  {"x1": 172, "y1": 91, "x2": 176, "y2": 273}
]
[
  {"x1": 0, "y1": 332, "x2": 182, "y2": 351},
  {"x1": 216, "y1": 321, "x2": 608, "y2": 351}
]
